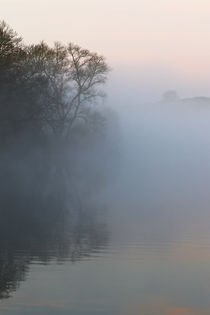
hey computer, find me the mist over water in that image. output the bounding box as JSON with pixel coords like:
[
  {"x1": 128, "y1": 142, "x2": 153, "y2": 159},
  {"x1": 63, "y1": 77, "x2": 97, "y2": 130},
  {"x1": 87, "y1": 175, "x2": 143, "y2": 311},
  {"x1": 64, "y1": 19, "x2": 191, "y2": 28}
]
[
  {"x1": 111, "y1": 97, "x2": 210, "y2": 240},
  {"x1": 2, "y1": 83, "x2": 210, "y2": 314},
  {"x1": 1, "y1": 20, "x2": 210, "y2": 313},
  {"x1": 2, "y1": 0, "x2": 210, "y2": 309}
]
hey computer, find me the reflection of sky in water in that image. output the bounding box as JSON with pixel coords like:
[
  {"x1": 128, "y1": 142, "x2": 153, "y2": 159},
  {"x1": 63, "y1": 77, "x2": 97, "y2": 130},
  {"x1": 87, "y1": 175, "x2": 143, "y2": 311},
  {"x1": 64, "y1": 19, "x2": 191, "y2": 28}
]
[
  {"x1": 2, "y1": 239, "x2": 210, "y2": 315},
  {"x1": 2, "y1": 103, "x2": 210, "y2": 314}
]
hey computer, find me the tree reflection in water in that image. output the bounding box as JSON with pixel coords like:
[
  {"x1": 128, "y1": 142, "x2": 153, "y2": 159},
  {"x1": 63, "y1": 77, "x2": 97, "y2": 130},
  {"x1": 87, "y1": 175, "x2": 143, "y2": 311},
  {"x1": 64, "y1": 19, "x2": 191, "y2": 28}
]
[{"x1": 0, "y1": 193, "x2": 108, "y2": 300}]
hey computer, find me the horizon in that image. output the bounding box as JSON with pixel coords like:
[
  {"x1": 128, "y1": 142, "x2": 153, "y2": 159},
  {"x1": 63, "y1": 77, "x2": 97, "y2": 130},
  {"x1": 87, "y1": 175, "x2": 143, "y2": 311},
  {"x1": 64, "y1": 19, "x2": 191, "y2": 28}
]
[{"x1": 2, "y1": 0, "x2": 210, "y2": 102}]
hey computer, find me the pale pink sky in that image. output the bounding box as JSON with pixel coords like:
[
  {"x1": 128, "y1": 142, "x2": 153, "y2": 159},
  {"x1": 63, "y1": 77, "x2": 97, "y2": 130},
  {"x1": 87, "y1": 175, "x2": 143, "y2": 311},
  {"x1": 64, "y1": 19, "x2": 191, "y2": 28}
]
[{"x1": 1, "y1": 0, "x2": 210, "y2": 99}]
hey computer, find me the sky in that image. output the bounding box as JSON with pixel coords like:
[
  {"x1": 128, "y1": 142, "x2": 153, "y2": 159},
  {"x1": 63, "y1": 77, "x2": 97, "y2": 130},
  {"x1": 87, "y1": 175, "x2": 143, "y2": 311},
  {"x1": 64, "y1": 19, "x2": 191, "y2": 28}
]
[{"x1": 1, "y1": 0, "x2": 210, "y2": 102}]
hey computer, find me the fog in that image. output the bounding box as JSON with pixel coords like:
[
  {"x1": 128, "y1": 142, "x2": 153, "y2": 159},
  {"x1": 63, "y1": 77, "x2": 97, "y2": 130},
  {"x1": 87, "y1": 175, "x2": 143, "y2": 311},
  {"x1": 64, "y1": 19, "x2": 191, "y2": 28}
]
[
  {"x1": 108, "y1": 92, "x2": 210, "y2": 243},
  {"x1": 2, "y1": 21, "x2": 210, "y2": 314},
  {"x1": 2, "y1": 87, "x2": 210, "y2": 311}
]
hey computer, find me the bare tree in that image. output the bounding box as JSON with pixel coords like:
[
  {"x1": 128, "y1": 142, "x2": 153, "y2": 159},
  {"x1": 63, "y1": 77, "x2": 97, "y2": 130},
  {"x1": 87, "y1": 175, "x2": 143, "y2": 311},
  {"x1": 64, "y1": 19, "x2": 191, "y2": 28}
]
[{"x1": 36, "y1": 42, "x2": 109, "y2": 138}]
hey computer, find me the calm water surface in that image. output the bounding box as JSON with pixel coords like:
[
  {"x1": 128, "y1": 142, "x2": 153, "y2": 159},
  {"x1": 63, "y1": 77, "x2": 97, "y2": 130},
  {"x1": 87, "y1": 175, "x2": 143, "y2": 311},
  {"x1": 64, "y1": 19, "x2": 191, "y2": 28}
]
[{"x1": 1, "y1": 103, "x2": 210, "y2": 315}]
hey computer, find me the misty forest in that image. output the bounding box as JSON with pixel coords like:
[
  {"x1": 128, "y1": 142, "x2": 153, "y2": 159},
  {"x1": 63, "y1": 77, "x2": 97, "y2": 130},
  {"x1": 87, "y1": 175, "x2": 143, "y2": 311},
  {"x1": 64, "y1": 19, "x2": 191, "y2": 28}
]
[{"x1": 0, "y1": 21, "x2": 119, "y2": 228}]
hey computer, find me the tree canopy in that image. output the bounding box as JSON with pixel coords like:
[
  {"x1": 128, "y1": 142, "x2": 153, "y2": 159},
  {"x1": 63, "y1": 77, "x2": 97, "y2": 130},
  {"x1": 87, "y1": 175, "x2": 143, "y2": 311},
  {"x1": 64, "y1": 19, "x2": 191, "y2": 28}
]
[{"x1": 0, "y1": 21, "x2": 109, "y2": 141}]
